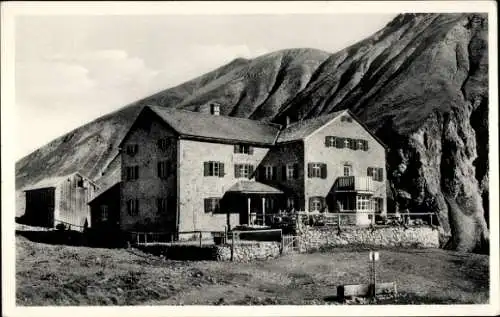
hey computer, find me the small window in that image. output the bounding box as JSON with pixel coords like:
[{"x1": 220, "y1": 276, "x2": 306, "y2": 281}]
[
  {"x1": 264, "y1": 165, "x2": 275, "y2": 180},
  {"x1": 234, "y1": 164, "x2": 254, "y2": 178},
  {"x1": 125, "y1": 166, "x2": 139, "y2": 181},
  {"x1": 127, "y1": 199, "x2": 139, "y2": 216},
  {"x1": 234, "y1": 144, "x2": 253, "y2": 154},
  {"x1": 325, "y1": 136, "x2": 337, "y2": 147},
  {"x1": 158, "y1": 139, "x2": 170, "y2": 151},
  {"x1": 157, "y1": 161, "x2": 170, "y2": 179},
  {"x1": 368, "y1": 167, "x2": 384, "y2": 181},
  {"x1": 100, "y1": 205, "x2": 108, "y2": 221},
  {"x1": 203, "y1": 161, "x2": 225, "y2": 177},
  {"x1": 156, "y1": 198, "x2": 167, "y2": 214},
  {"x1": 343, "y1": 164, "x2": 352, "y2": 176},
  {"x1": 308, "y1": 163, "x2": 326, "y2": 178},
  {"x1": 126, "y1": 144, "x2": 138, "y2": 156},
  {"x1": 204, "y1": 198, "x2": 220, "y2": 213},
  {"x1": 286, "y1": 163, "x2": 296, "y2": 180},
  {"x1": 309, "y1": 197, "x2": 325, "y2": 213},
  {"x1": 210, "y1": 103, "x2": 220, "y2": 116},
  {"x1": 341, "y1": 116, "x2": 352, "y2": 122}
]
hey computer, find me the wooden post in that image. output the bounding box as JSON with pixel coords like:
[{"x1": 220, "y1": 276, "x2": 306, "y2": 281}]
[
  {"x1": 145, "y1": 233, "x2": 147, "y2": 245},
  {"x1": 247, "y1": 197, "x2": 251, "y2": 225},
  {"x1": 231, "y1": 231, "x2": 235, "y2": 261},
  {"x1": 136, "y1": 233, "x2": 139, "y2": 245},
  {"x1": 262, "y1": 197, "x2": 266, "y2": 225},
  {"x1": 430, "y1": 213, "x2": 433, "y2": 226},
  {"x1": 199, "y1": 231, "x2": 202, "y2": 247}
]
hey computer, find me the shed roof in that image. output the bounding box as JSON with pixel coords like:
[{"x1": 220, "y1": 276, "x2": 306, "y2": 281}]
[
  {"x1": 23, "y1": 172, "x2": 97, "y2": 192},
  {"x1": 148, "y1": 106, "x2": 281, "y2": 145},
  {"x1": 88, "y1": 182, "x2": 121, "y2": 204},
  {"x1": 227, "y1": 180, "x2": 283, "y2": 194}
]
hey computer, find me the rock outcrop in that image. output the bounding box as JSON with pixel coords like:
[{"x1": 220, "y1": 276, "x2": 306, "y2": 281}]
[{"x1": 16, "y1": 13, "x2": 489, "y2": 252}]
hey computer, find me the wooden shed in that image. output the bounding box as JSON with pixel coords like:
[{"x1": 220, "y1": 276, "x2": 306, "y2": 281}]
[
  {"x1": 88, "y1": 182, "x2": 121, "y2": 231},
  {"x1": 22, "y1": 172, "x2": 99, "y2": 231}
]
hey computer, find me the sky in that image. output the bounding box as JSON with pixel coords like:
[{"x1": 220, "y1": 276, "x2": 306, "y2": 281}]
[{"x1": 15, "y1": 13, "x2": 396, "y2": 160}]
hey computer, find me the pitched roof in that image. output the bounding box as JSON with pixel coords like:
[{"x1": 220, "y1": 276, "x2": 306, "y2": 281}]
[
  {"x1": 148, "y1": 106, "x2": 281, "y2": 145},
  {"x1": 227, "y1": 180, "x2": 283, "y2": 194},
  {"x1": 276, "y1": 110, "x2": 345, "y2": 143},
  {"x1": 88, "y1": 182, "x2": 121, "y2": 204}
]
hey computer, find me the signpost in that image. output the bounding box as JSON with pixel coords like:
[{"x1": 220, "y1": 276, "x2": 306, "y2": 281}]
[{"x1": 369, "y1": 251, "x2": 380, "y2": 300}]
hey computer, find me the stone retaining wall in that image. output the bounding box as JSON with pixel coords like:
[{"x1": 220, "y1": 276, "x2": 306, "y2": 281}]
[
  {"x1": 299, "y1": 226, "x2": 440, "y2": 252},
  {"x1": 215, "y1": 242, "x2": 281, "y2": 262}
]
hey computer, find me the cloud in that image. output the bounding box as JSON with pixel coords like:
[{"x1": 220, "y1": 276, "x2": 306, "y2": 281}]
[{"x1": 15, "y1": 45, "x2": 269, "y2": 159}]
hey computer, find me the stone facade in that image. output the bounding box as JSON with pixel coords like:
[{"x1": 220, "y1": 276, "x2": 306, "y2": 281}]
[
  {"x1": 299, "y1": 226, "x2": 440, "y2": 251},
  {"x1": 120, "y1": 112, "x2": 178, "y2": 232},
  {"x1": 178, "y1": 139, "x2": 270, "y2": 233},
  {"x1": 215, "y1": 241, "x2": 281, "y2": 262},
  {"x1": 304, "y1": 112, "x2": 387, "y2": 219}
]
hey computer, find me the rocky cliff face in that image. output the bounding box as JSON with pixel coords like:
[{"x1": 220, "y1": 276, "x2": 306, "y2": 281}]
[{"x1": 15, "y1": 13, "x2": 489, "y2": 252}]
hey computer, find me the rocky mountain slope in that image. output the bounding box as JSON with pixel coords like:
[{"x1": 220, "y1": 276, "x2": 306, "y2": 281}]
[{"x1": 15, "y1": 13, "x2": 489, "y2": 252}]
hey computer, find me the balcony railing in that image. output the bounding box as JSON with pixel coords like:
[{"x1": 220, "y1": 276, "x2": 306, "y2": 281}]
[{"x1": 335, "y1": 176, "x2": 374, "y2": 192}]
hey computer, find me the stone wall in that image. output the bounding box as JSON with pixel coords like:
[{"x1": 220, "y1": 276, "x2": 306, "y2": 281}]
[
  {"x1": 299, "y1": 226, "x2": 440, "y2": 251},
  {"x1": 137, "y1": 241, "x2": 281, "y2": 262},
  {"x1": 215, "y1": 241, "x2": 281, "y2": 262}
]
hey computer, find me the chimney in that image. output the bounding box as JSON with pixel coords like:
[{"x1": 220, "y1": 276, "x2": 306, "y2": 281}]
[{"x1": 210, "y1": 103, "x2": 220, "y2": 116}]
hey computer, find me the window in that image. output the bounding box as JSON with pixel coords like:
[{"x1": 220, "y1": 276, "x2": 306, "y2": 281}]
[
  {"x1": 126, "y1": 144, "x2": 138, "y2": 156},
  {"x1": 368, "y1": 167, "x2": 384, "y2": 181},
  {"x1": 308, "y1": 163, "x2": 327, "y2": 178},
  {"x1": 325, "y1": 136, "x2": 337, "y2": 147},
  {"x1": 125, "y1": 166, "x2": 139, "y2": 181},
  {"x1": 234, "y1": 144, "x2": 253, "y2": 154},
  {"x1": 210, "y1": 103, "x2": 220, "y2": 116},
  {"x1": 157, "y1": 161, "x2": 171, "y2": 179},
  {"x1": 343, "y1": 164, "x2": 352, "y2": 176},
  {"x1": 309, "y1": 197, "x2": 325, "y2": 213},
  {"x1": 356, "y1": 195, "x2": 371, "y2": 211},
  {"x1": 76, "y1": 175, "x2": 84, "y2": 188},
  {"x1": 265, "y1": 198, "x2": 275, "y2": 211},
  {"x1": 341, "y1": 116, "x2": 352, "y2": 122},
  {"x1": 234, "y1": 164, "x2": 254, "y2": 178},
  {"x1": 204, "y1": 198, "x2": 220, "y2": 213},
  {"x1": 203, "y1": 161, "x2": 225, "y2": 177},
  {"x1": 264, "y1": 165, "x2": 276, "y2": 180},
  {"x1": 158, "y1": 138, "x2": 170, "y2": 151},
  {"x1": 286, "y1": 197, "x2": 296, "y2": 210},
  {"x1": 127, "y1": 199, "x2": 139, "y2": 216},
  {"x1": 344, "y1": 139, "x2": 350, "y2": 148},
  {"x1": 156, "y1": 198, "x2": 167, "y2": 214},
  {"x1": 100, "y1": 205, "x2": 108, "y2": 221},
  {"x1": 373, "y1": 197, "x2": 384, "y2": 213},
  {"x1": 282, "y1": 163, "x2": 298, "y2": 180}
]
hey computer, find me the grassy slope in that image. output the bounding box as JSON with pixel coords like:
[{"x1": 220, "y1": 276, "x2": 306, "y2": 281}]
[{"x1": 16, "y1": 235, "x2": 489, "y2": 306}]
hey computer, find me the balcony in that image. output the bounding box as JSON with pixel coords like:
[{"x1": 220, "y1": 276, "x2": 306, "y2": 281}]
[{"x1": 334, "y1": 176, "x2": 374, "y2": 192}]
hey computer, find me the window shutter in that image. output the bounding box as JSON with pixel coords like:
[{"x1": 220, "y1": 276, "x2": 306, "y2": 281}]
[
  {"x1": 136, "y1": 199, "x2": 140, "y2": 215},
  {"x1": 367, "y1": 167, "x2": 373, "y2": 177},
  {"x1": 282, "y1": 165, "x2": 287, "y2": 181},
  {"x1": 234, "y1": 145, "x2": 239, "y2": 153},
  {"x1": 215, "y1": 198, "x2": 221, "y2": 213},
  {"x1": 203, "y1": 162, "x2": 209, "y2": 176},
  {"x1": 321, "y1": 163, "x2": 327, "y2": 179},
  {"x1": 324, "y1": 136, "x2": 330, "y2": 147},
  {"x1": 135, "y1": 166, "x2": 139, "y2": 179},
  {"x1": 320, "y1": 197, "x2": 326, "y2": 211},
  {"x1": 272, "y1": 166, "x2": 278, "y2": 181},
  {"x1": 307, "y1": 163, "x2": 313, "y2": 178},
  {"x1": 157, "y1": 162, "x2": 161, "y2": 177},
  {"x1": 219, "y1": 163, "x2": 225, "y2": 177},
  {"x1": 204, "y1": 199, "x2": 210, "y2": 213},
  {"x1": 336, "y1": 137, "x2": 344, "y2": 148},
  {"x1": 248, "y1": 146, "x2": 254, "y2": 155},
  {"x1": 249, "y1": 165, "x2": 254, "y2": 179},
  {"x1": 293, "y1": 163, "x2": 299, "y2": 179},
  {"x1": 234, "y1": 164, "x2": 239, "y2": 178},
  {"x1": 353, "y1": 139, "x2": 359, "y2": 150},
  {"x1": 379, "y1": 168, "x2": 384, "y2": 181}
]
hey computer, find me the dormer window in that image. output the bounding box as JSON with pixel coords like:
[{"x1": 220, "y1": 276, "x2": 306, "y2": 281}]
[{"x1": 234, "y1": 144, "x2": 253, "y2": 154}]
